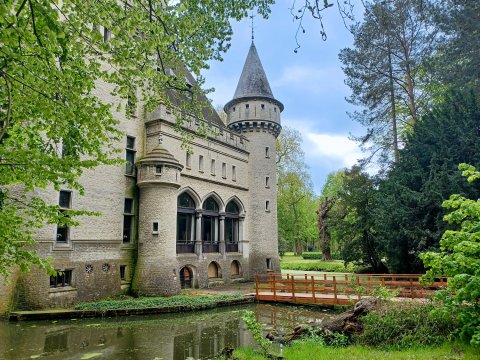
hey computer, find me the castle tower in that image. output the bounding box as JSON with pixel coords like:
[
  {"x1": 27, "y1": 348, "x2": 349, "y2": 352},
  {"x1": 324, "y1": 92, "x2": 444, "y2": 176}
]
[
  {"x1": 224, "y1": 42, "x2": 283, "y2": 276},
  {"x1": 133, "y1": 143, "x2": 183, "y2": 295}
]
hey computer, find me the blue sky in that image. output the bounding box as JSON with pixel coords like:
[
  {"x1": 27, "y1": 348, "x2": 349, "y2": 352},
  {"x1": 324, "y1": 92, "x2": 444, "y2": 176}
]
[{"x1": 203, "y1": 1, "x2": 366, "y2": 194}]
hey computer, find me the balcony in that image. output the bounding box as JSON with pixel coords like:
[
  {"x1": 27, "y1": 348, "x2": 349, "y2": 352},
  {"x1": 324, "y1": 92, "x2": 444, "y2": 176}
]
[
  {"x1": 202, "y1": 241, "x2": 219, "y2": 253},
  {"x1": 225, "y1": 243, "x2": 239, "y2": 252},
  {"x1": 176, "y1": 240, "x2": 195, "y2": 254}
]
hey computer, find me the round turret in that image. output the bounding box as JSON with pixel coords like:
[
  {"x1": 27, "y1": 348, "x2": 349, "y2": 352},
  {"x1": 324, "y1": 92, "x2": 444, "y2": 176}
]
[
  {"x1": 224, "y1": 42, "x2": 283, "y2": 138},
  {"x1": 136, "y1": 144, "x2": 183, "y2": 188}
]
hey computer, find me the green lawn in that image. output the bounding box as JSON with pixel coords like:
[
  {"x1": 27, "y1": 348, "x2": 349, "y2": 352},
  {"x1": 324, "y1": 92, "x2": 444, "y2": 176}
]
[
  {"x1": 232, "y1": 342, "x2": 479, "y2": 360},
  {"x1": 74, "y1": 294, "x2": 244, "y2": 311},
  {"x1": 280, "y1": 253, "x2": 358, "y2": 273}
]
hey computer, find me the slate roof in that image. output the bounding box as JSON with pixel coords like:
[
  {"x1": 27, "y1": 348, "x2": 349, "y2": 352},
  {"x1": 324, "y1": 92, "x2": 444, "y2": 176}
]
[{"x1": 226, "y1": 42, "x2": 283, "y2": 111}]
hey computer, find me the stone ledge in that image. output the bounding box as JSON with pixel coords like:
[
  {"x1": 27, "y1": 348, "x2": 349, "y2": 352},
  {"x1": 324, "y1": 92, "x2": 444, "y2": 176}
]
[{"x1": 8, "y1": 296, "x2": 254, "y2": 321}]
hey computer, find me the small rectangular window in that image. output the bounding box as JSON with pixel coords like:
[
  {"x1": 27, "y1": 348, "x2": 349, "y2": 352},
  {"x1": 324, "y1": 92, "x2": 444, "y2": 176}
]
[
  {"x1": 120, "y1": 265, "x2": 127, "y2": 281},
  {"x1": 50, "y1": 270, "x2": 72, "y2": 288},
  {"x1": 59, "y1": 191, "x2": 71, "y2": 209},
  {"x1": 265, "y1": 200, "x2": 270, "y2": 212},
  {"x1": 124, "y1": 198, "x2": 133, "y2": 214},
  {"x1": 155, "y1": 165, "x2": 163, "y2": 175},
  {"x1": 123, "y1": 198, "x2": 134, "y2": 243},
  {"x1": 211, "y1": 159, "x2": 216, "y2": 175},
  {"x1": 232, "y1": 165, "x2": 236, "y2": 181},
  {"x1": 103, "y1": 27, "x2": 111, "y2": 42},
  {"x1": 199, "y1": 155, "x2": 204, "y2": 172},
  {"x1": 57, "y1": 191, "x2": 71, "y2": 243},
  {"x1": 186, "y1": 152, "x2": 191, "y2": 168},
  {"x1": 246, "y1": 104, "x2": 249, "y2": 109},
  {"x1": 126, "y1": 136, "x2": 136, "y2": 175},
  {"x1": 127, "y1": 91, "x2": 136, "y2": 117},
  {"x1": 152, "y1": 222, "x2": 159, "y2": 234},
  {"x1": 222, "y1": 163, "x2": 226, "y2": 178},
  {"x1": 126, "y1": 136, "x2": 135, "y2": 149},
  {"x1": 261, "y1": 104, "x2": 265, "y2": 109},
  {"x1": 265, "y1": 147, "x2": 270, "y2": 158},
  {"x1": 265, "y1": 176, "x2": 270, "y2": 188}
]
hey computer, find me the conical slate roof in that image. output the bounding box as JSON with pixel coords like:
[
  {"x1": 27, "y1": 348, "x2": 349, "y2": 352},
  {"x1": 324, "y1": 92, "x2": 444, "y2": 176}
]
[
  {"x1": 137, "y1": 144, "x2": 183, "y2": 170},
  {"x1": 225, "y1": 42, "x2": 283, "y2": 112},
  {"x1": 233, "y1": 42, "x2": 274, "y2": 100}
]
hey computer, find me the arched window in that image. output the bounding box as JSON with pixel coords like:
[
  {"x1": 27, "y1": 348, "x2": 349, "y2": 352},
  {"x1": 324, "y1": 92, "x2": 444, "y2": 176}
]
[
  {"x1": 225, "y1": 201, "x2": 240, "y2": 252},
  {"x1": 202, "y1": 196, "x2": 219, "y2": 252},
  {"x1": 177, "y1": 193, "x2": 196, "y2": 253}
]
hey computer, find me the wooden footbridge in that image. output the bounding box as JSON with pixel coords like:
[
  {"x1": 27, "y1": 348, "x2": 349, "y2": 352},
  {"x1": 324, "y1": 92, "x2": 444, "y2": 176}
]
[{"x1": 255, "y1": 273, "x2": 447, "y2": 305}]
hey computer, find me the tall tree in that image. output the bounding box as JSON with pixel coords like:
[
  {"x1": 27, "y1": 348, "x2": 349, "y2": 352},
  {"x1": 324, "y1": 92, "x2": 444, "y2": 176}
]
[
  {"x1": 339, "y1": 0, "x2": 438, "y2": 166},
  {"x1": 326, "y1": 166, "x2": 387, "y2": 272},
  {"x1": 276, "y1": 126, "x2": 317, "y2": 255},
  {"x1": 317, "y1": 171, "x2": 345, "y2": 260},
  {"x1": 433, "y1": 0, "x2": 480, "y2": 94},
  {"x1": 375, "y1": 90, "x2": 480, "y2": 273},
  {"x1": 0, "y1": 0, "x2": 276, "y2": 278}
]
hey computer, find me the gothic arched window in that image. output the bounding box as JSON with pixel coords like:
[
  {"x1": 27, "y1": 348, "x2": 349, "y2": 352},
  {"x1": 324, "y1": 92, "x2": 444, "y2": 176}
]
[
  {"x1": 202, "y1": 196, "x2": 219, "y2": 252},
  {"x1": 177, "y1": 193, "x2": 196, "y2": 253},
  {"x1": 225, "y1": 201, "x2": 240, "y2": 252}
]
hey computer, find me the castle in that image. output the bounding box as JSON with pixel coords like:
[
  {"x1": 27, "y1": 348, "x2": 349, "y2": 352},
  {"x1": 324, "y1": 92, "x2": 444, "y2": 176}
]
[{"x1": 0, "y1": 41, "x2": 282, "y2": 311}]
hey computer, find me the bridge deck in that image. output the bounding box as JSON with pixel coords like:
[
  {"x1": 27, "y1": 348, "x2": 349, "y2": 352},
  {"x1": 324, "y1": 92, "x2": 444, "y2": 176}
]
[{"x1": 254, "y1": 273, "x2": 446, "y2": 305}]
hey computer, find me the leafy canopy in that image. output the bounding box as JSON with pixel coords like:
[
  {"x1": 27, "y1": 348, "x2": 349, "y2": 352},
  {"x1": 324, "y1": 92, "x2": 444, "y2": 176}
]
[{"x1": 422, "y1": 164, "x2": 480, "y2": 346}]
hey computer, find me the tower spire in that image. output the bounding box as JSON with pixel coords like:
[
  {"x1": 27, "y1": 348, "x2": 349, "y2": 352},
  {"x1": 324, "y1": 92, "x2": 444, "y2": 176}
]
[{"x1": 250, "y1": 14, "x2": 255, "y2": 42}]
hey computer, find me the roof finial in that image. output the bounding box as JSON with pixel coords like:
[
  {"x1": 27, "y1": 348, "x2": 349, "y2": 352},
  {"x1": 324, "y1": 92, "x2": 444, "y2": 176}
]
[{"x1": 250, "y1": 13, "x2": 255, "y2": 42}]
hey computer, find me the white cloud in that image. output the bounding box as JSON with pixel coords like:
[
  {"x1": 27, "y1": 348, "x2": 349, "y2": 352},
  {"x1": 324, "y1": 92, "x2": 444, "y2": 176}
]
[{"x1": 305, "y1": 133, "x2": 362, "y2": 168}]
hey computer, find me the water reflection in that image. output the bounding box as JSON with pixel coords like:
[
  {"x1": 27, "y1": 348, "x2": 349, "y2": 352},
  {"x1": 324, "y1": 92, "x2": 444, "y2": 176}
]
[{"x1": 0, "y1": 303, "x2": 333, "y2": 360}]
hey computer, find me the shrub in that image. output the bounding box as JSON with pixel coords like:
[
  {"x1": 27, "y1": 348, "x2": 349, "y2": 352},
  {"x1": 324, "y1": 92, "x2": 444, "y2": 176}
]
[
  {"x1": 280, "y1": 260, "x2": 358, "y2": 273},
  {"x1": 356, "y1": 301, "x2": 457, "y2": 349},
  {"x1": 421, "y1": 164, "x2": 480, "y2": 346},
  {"x1": 302, "y1": 252, "x2": 323, "y2": 259},
  {"x1": 74, "y1": 294, "x2": 243, "y2": 311}
]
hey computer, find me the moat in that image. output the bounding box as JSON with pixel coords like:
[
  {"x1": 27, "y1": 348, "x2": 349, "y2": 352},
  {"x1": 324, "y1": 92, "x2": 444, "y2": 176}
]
[{"x1": 0, "y1": 303, "x2": 334, "y2": 360}]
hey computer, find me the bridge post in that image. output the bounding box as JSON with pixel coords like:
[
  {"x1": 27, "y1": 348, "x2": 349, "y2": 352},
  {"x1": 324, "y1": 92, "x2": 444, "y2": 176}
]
[
  {"x1": 311, "y1": 276, "x2": 316, "y2": 303},
  {"x1": 333, "y1": 276, "x2": 337, "y2": 304}
]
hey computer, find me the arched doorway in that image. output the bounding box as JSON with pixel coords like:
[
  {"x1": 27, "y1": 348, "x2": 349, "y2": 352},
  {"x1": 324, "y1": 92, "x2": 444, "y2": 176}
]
[{"x1": 180, "y1": 266, "x2": 193, "y2": 289}]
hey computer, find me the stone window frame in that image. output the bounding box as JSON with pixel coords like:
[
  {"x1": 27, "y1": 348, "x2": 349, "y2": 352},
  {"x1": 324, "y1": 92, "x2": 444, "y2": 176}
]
[
  {"x1": 123, "y1": 198, "x2": 134, "y2": 243},
  {"x1": 49, "y1": 269, "x2": 73, "y2": 288},
  {"x1": 125, "y1": 136, "x2": 136, "y2": 176},
  {"x1": 56, "y1": 190, "x2": 71, "y2": 243}
]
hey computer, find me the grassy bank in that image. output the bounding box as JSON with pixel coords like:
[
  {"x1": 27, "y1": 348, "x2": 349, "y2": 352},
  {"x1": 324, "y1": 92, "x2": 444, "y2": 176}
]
[
  {"x1": 280, "y1": 254, "x2": 359, "y2": 272},
  {"x1": 75, "y1": 294, "x2": 245, "y2": 311},
  {"x1": 232, "y1": 342, "x2": 479, "y2": 360}
]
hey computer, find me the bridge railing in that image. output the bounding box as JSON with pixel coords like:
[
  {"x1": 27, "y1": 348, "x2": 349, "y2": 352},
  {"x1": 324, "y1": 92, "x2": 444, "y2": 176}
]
[{"x1": 255, "y1": 273, "x2": 447, "y2": 305}]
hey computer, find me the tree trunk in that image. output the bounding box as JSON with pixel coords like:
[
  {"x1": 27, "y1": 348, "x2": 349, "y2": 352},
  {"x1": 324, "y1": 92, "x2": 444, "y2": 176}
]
[
  {"x1": 387, "y1": 44, "x2": 400, "y2": 164},
  {"x1": 317, "y1": 198, "x2": 336, "y2": 261}
]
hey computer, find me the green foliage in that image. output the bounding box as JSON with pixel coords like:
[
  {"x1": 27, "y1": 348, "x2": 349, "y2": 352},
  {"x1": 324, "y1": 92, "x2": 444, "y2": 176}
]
[
  {"x1": 320, "y1": 167, "x2": 387, "y2": 272},
  {"x1": 356, "y1": 301, "x2": 457, "y2": 350},
  {"x1": 340, "y1": 0, "x2": 438, "y2": 165},
  {"x1": 421, "y1": 164, "x2": 480, "y2": 346},
  {"x1": 0, "y1": 0, "x2": 275, "y2": 278},
  {"x1": 375, "y1": 91, "x2": 480, "y2": 273},
  {"x1": 367, "y1": 286, "x2": 399, "y2": 301},
  {"x1": 241, "y1": 310, "x2": 272, "y2": 357},
  {"x1": 276, "y1": 126, "x2": 318, "y2": 255},
  {"x1": 74, "y1": 294, "x2": 243, "y2": 311},
  {"x1": 302, "y1": 252, "x2": 323, "y2": 259}
]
